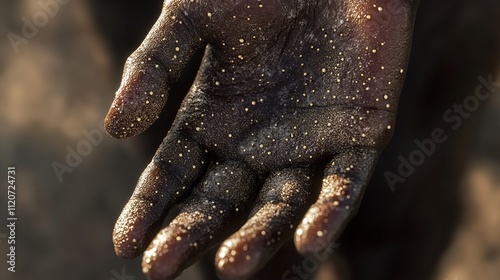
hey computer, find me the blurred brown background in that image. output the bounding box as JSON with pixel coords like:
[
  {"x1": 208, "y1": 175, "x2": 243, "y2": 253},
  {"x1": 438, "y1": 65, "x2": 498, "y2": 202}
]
[{"x1": 0, "y1": 0, "x2": 499, "y2": 280}]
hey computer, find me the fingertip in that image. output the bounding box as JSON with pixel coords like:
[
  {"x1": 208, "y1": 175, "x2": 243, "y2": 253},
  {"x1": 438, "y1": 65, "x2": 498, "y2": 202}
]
[
  {"x1": 216, "y1": 239, "x2": 263, "y2": 280},
  {"x1": 113, "y1": 226, "x2": 144, "y2": 259},
  {"x1": 294, "y1": 207, "x2": 324, "y2": 256},
  {"x1": 294, "y1": 203, "x2": 347, "y2": 256},
  {"x1": 112, "y1": 200, "x2": 161, "y2": 259},
  {"x1": 215, "y1": 205, "x2": 300, "y2": 279},
  {"x1": 104, "y1": 104, "x2": 130, "y2": 140},
  {"x1": 112, "y1": 162, "x2": 192, "y2": 260},
  {"x1": 105, "y1": 54, "x2": 169, "y2": 139},
  {"x1": 142, "y1": 227, "x2": 186, "y2": 280},
  {"x1": 105, "y1": 89, "x2": 167, "y2": 140}
]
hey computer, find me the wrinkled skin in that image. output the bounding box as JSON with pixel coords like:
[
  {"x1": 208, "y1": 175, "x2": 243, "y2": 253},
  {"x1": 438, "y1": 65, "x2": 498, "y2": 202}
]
[{"x1": 104, "y1": 0, "x2": 419, "y2": 279}]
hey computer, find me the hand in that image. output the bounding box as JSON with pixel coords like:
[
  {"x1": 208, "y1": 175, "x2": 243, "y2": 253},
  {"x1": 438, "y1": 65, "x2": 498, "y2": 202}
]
[{"x1": 105, "y1": 0, "x2": 418, "y2": 279}]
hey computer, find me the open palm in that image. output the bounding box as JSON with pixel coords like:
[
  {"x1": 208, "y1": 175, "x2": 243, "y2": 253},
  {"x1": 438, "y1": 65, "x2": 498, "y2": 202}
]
[{"x1": 105, "y1": 0, "x2": 418, "y2": 279}]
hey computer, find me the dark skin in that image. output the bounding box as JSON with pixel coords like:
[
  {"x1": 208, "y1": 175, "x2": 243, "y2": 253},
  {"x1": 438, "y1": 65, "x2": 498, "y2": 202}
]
[{"x1": 104, "y1": 0, "x2": 419, "y2": 279}]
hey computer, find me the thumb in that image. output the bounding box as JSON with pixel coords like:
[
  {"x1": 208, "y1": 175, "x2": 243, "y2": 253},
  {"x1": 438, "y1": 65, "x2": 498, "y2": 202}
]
[{"x1": 105, "y1": 0, "x2": 204, "y2": 139}]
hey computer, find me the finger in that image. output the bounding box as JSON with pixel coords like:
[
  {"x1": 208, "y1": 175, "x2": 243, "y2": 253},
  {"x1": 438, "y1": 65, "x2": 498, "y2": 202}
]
[
  {"x1": 142, "y1": 161, "x2": 258, "y2": 280},
  {"x1": 105, "y1": 0, "x2": 204, "y2": 139},
  {"x1": 294, "y1": 149, "x2": 378, "y2": 255},
  {"x1": 216, "y1": 168, "x2": 313, "y2": 279},
  {"x1": 113, "y1": 133, "x2": 207, "y2": 258}
]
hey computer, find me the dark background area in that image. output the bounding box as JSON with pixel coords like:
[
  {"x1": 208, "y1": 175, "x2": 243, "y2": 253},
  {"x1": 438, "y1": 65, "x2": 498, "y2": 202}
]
[{"x1": 1, "y1": 0, "x2": 499, "y2": 279}]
